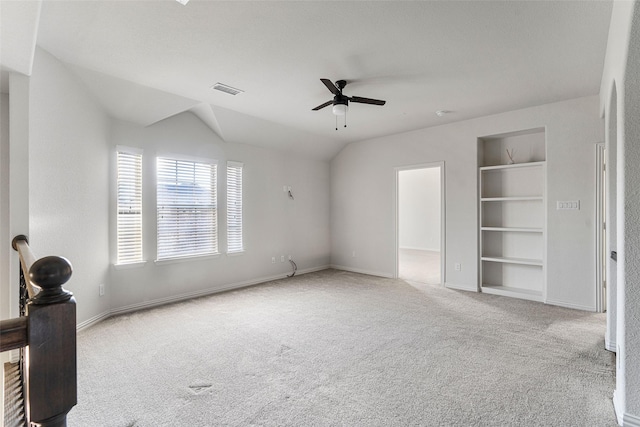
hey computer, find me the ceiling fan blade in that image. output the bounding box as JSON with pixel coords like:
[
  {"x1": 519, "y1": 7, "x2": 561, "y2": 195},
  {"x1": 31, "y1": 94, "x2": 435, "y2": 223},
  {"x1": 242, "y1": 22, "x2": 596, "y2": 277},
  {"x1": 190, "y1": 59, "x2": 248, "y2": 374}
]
[
  {"x1": 321, "y1": 78, "x2": 340, "y2": 95},
  {"x1": 312, "y1": 100, "x2": 334, "y2": 111},
  {"x1": 350, "y1": 96, "x2": 386, "y2": 106}
]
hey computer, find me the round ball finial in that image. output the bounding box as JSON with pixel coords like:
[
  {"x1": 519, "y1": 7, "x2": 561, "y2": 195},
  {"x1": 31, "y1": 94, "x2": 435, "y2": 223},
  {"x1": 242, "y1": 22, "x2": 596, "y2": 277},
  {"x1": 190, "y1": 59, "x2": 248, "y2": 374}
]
[
  {"x1": 29, "y1": 256, "x2": 73, "y2": 304},
  {"x1": 30, "y1": 256, "x2": 73, "y2": 288}
]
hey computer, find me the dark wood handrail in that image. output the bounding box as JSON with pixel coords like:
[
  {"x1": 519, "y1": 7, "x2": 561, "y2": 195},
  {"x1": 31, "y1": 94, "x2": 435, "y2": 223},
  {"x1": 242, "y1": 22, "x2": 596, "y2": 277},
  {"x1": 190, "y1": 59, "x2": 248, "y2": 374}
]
[
  {"x1": 1, "y1": 235, "x2": 77, "y2": 427},
  {"x1": 12, "y1": 234, "x2": 38, "y2": 298},
  {"x1": 0, "y1": 317, "x2": 28, "y2": 352}
]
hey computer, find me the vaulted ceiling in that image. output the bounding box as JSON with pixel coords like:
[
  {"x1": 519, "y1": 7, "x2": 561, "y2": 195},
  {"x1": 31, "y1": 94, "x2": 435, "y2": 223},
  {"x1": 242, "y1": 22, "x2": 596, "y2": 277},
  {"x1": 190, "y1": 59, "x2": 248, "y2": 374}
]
[{"x1": 1, "y1": 0, "x2": 613, "y2": 160}]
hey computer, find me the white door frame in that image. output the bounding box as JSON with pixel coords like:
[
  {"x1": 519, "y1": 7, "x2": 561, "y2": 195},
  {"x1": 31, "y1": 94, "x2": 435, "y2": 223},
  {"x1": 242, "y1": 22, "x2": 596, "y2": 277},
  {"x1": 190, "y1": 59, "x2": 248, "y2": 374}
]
[
  {"x1": 595, "y1": 142, "x2": 606, "y2": 313},
  {"x1": 395, "y1": 161, "x2": 446, "y2": 285}
]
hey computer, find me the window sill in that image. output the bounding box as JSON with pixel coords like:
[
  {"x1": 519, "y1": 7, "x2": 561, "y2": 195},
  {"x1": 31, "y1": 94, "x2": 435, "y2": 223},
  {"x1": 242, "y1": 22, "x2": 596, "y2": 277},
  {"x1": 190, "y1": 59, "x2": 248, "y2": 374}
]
[
  {"x1": 154, "y1": 253, "x2": 220, "y2": 266},
  {"x1": 226, "y1": 250, "x2": 245, "y2": 257},
  {"x1": 113, "y1": 261, "x2": 147, "y2": 270}
]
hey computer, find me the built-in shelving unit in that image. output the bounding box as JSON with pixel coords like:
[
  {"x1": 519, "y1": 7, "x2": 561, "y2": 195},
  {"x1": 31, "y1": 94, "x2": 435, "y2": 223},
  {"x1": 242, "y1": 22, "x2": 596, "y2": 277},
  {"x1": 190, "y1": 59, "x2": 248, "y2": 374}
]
[{"x1": 478, "y1": 129, "x2": 546, "y2": 302}]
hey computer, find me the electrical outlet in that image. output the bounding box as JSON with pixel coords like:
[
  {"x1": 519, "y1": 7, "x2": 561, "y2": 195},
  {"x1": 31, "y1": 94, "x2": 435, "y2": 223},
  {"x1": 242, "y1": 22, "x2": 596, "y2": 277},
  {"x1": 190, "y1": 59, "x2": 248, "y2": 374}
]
[
  {"x1": 280, "y1": 255, "x2": 285, "y2": 262},
  {"x1": 99, "y1": 283, "x2": 105, "y2": 296},
  {"x1": 455, "y1": 263, "x2": 461, "y2": 271},
  {"x1": 271, "y1": 257, "x2": 276, "y2": 264}
]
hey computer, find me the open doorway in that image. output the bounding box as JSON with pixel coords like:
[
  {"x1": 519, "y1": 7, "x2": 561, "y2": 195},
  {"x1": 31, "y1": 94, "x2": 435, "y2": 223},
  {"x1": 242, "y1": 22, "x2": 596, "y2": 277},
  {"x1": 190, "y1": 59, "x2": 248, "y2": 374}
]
[{"x1": 396, "y1": 163, "x2": 444, "y2": 285}]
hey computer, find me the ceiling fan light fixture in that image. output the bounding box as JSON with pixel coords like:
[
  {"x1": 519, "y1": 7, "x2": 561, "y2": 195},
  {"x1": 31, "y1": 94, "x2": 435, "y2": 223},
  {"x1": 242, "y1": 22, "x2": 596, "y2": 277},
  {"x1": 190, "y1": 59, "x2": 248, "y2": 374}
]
[
  {"x1": 175, "y1": 0, "x2": 189, "y2": 5},
  {"x1": 333, "y1": 103, "x2": 348, "y2": 116}
]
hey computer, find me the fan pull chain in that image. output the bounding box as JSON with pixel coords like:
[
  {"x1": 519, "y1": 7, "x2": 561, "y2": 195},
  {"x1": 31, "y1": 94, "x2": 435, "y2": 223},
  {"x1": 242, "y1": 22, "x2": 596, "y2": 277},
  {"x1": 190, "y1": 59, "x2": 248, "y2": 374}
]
[
  {"x1": 344, "y1": 110, "x2": 347, "y2": 128},
  {"x1": 336, "y1": 115, "x2": 338, "y2": 131}
]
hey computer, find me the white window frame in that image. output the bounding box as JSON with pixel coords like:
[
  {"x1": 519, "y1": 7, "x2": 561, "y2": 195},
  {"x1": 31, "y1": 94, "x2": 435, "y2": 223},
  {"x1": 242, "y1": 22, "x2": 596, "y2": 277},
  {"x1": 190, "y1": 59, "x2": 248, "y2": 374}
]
[
  {"x1": 156, "y1": 155, "x2": 218, "y2": 261},
  {"x1": 115, "y1": 146, "x2": 144, "y2": 265},
  {"x1": 227, "y1": 161, "x2": 244, "y2": 254}
]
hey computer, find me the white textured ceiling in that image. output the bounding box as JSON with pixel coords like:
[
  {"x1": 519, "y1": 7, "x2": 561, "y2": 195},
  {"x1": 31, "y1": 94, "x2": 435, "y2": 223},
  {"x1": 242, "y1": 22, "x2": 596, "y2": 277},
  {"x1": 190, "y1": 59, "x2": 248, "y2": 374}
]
[{"x1": 6, "y1": 1, "x2": 613, "y2": 159}]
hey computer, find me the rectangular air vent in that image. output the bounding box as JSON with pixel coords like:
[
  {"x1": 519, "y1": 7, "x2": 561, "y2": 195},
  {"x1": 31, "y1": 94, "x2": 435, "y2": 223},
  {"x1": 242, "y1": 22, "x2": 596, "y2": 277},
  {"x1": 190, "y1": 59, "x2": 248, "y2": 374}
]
[{"x1": 211, "y1": 83, "x2": 244, "y2": 96}]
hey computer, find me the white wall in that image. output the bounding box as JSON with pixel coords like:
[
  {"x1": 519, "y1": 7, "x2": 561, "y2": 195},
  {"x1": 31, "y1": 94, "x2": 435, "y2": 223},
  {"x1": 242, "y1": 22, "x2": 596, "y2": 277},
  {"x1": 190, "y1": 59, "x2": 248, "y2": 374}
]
[
  {"x1": 331, "y1": 96, "x2": 604, "y2": 310},
  {"x1": 600, "y1": 1, "x2": 640, "y2": 424},
  {"x1": 399, "y1": 167, "x2": 441, "y2": 251},
  {"x1": 28, "y1": 48, "x2": 112, "y2": 325},
  {"x1": 17, "y1": 48, "x2": 331, "y2": 326},
  {"x1": 107, "y1": 114, "x2": 331, "y2": 315}
]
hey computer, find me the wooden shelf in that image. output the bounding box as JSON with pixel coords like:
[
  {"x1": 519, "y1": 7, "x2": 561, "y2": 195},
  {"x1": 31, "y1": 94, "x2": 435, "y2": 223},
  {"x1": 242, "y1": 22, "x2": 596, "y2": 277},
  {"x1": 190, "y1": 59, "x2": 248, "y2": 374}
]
[
  {"x1": 481, "y1": 285, "x2": 544, "y2": 302},
  {"x1": 481, "y1": 256, "x2": 543, "y2": 266},
  {"x1": 479, "y1": 161, "x2": 545, "y2": 171},
  {"x1": 481, "y1": 227, "x2": 543, "y2": 233},
  {"x1": 481, "y1": 196, "x2": 543, "y2": 202}
]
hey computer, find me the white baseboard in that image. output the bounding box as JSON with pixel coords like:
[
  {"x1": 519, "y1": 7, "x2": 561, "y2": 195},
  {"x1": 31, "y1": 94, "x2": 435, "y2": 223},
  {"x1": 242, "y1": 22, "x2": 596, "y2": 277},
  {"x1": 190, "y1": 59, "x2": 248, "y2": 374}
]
[
  {"x1": 623, "y1": 412, "x2": 640, "y2": 427},
  {"x1": 444, "y1": 282, "x2": 478, "y2": 292},
  {"x1": 614, "y1": 391, "x2": 624, "y2": 426},
  {"x1": 615, "y1": 394, "x2": 640, "y2": 427},
  {"x1": 605, "y1": 338, "x2": 617, "y2": 353},
  {"x1": 329, "y1": 264, "x2": 394, "y2": 279},
  {"x1": 545, "y1": 299, "x2": 596, "y2": 312},
  {"x1": 77, "y1": 266, "x2": 331, "y2": 331},
  {"x1": 76, "y1": 310, "x2": 112, "y2": 332}
]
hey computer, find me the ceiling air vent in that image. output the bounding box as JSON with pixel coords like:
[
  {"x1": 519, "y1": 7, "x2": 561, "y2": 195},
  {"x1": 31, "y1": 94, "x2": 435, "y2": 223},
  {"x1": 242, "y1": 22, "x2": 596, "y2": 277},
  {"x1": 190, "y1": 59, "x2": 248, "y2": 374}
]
[{"x1": 211, "y1": 83, "x2": 244, "y2": 96}]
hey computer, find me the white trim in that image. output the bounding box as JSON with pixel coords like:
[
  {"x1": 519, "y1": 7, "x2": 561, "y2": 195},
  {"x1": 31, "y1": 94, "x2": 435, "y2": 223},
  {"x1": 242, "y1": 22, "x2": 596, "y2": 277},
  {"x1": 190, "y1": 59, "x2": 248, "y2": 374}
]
[
  {"x1": 445, "y1": 282, "x2": 478, "y2": 292},
  {"x1": 595, "y1": 142, "x2": 606, "y2": 313},
  {"x1": 330, "y1": 264, "x2": 394, "y2": 279},
  {"x1": 112, "y1": 260, "x2": 147, "y2": 270},
  {"x1": 623, "y1": 412, "x2": 640, "y2": 427},
  {"x1": 394, "y1": 161, "x2": 446, "y2": 286},
  {"x1": 612, "y1": 392, "x2": 640, "y2": 427},
  {"x1": 545, "y1": 298, "x2": 596, "y2": 312},
  {"x1": 614, "y1": 391, "x2": 624, "y2": 426},
  {"x1": 605, "y1": 338, "x2": 617, "y2": 353},
  {"x1": 154, "y1": 253, "x2": 220, "y2": 265},
  {"x1": 76, "y1": 310, "x2": 112, "y2": 332},
  {"x1": 479, "y1": 161, "x2": 546, "y2": 171},
  {"x1": 226, "y1": 250, "x2": 245, "y2": 257},
  {"x1": 76, "y1": 266, "x2": 331, "y2": 331}
]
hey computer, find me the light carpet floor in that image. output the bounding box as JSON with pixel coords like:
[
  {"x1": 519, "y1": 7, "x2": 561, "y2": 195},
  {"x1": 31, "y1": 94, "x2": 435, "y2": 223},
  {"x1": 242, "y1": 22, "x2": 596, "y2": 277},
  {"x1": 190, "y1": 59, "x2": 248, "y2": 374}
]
[{"x1": 69, "y1": 269, "x2": 616, "y2": 426}]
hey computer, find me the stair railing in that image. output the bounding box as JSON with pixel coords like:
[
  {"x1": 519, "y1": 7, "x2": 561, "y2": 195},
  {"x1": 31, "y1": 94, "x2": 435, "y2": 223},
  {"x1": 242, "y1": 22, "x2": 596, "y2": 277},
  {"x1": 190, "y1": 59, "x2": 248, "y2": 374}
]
[{"x1": 0, "y1": 235, "x2": 77, "y2": 427}]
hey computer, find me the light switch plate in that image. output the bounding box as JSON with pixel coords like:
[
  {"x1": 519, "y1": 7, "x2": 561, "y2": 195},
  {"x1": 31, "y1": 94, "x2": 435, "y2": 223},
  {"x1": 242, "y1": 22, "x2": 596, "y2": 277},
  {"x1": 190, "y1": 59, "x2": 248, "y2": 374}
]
[{"x1": 557, "y1": 200, "x2": 580, "y2": 210}]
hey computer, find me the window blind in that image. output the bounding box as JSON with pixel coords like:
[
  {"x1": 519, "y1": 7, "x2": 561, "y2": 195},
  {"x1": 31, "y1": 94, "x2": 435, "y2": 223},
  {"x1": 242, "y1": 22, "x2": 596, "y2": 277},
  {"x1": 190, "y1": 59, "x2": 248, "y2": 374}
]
[
  {"x1": 116, "y1": 149, "x2": 143, "y2": 264},
  {"x1": 157, "y1": 157, "x2": 218, "y2": 260},
  {"x1": 227, "y1": 161, "x2": 243, "y2": 253}
]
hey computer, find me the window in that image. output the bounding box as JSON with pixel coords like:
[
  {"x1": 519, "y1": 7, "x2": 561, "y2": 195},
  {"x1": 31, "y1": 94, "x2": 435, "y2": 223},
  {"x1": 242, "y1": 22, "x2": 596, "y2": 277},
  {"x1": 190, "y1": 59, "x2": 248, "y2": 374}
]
[
  {"x1": 156, "y1": 156, "x2": 218, "y2": 260},
  {"x1": 227, "y1": 161, "x2": 243, "y2": 253},
  {"x1": 116, "y1": 147, "x2": 143, "y2": 264}
]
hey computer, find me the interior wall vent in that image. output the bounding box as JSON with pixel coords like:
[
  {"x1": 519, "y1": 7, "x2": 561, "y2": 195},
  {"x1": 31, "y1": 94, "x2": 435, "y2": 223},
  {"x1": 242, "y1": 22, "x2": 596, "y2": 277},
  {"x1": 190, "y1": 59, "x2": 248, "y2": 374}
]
[{"x1": 211, "y1": 83, "x2": 244, "y2": 96}]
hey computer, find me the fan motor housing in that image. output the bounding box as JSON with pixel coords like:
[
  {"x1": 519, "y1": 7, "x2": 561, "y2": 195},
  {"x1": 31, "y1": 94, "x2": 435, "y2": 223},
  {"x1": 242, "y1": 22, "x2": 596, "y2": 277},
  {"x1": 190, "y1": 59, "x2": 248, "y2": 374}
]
[{"x1": 333, "y1": 94, "x2": 349, "y2": 106}]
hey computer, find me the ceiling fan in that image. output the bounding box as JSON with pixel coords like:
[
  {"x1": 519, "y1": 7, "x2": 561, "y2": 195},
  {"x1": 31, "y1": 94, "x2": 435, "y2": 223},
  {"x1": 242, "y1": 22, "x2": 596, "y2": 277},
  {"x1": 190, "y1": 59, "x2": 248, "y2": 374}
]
[{"x1": 312, "y1": 79, "x2": 386, "y2": 117}]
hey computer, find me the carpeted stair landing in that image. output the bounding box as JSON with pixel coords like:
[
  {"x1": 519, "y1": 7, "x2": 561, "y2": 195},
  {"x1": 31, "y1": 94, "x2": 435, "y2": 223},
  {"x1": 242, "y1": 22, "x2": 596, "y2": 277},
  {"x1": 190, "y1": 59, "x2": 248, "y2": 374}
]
[{"x1": 69, "y1": 269, "x2": 616, "y2": 426}]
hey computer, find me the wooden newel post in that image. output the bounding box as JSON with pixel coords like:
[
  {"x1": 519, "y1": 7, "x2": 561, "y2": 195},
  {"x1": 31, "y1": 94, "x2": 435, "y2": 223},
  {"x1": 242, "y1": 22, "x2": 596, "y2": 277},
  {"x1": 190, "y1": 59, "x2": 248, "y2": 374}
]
[{"x1": 26, "y1": 255, "x2": 76, "y2": 427}]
